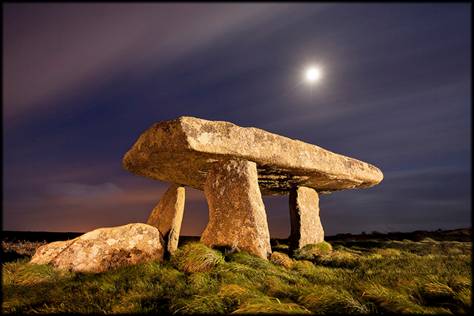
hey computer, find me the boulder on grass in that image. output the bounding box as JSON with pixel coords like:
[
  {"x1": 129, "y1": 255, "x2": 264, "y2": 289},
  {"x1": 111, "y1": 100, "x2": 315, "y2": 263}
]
[{"x1": 30, "y1": 223, "x2": 164, "y2": 273}]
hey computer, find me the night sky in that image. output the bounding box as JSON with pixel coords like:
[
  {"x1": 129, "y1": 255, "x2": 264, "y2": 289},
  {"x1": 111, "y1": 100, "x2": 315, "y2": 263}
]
[{"x1": 3, "y1": 3, "x2": 471, "y2": 237}]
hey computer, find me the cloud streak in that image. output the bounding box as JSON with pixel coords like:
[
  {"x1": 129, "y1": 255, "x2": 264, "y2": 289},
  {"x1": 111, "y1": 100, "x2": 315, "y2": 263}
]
[{"x1": 3, "y1": 3, "x2": 300, "y2": 125}]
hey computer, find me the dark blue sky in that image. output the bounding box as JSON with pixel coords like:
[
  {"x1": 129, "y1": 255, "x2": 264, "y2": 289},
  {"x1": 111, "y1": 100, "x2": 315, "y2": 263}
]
[{"x1": 3, "y1": 3, "x2": 471, "y2": 236}]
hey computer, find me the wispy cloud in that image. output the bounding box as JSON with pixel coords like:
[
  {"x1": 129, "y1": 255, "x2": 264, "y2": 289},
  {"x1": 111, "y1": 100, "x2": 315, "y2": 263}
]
[
  {"x1": 3, "y1": 3, "x2": 301, "y2": 125},
  {"x1": 47, "y1": 182, "x2": 122, "y2": 199}
]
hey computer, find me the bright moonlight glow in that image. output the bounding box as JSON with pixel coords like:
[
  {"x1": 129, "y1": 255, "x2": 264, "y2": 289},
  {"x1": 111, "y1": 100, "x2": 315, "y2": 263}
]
[{"x1": 304, "y1": 66, "x2": 322, "y2": 84}]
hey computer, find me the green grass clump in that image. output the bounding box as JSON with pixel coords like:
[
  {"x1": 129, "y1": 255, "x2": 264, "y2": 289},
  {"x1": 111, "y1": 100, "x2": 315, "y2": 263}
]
[
  {"x1": 447, "y1": 275, "x2": 471, "y2": 291},
  {"x1": 311, "y1": 249, "x2": 361, "y2": 269},
  {"x1": 372, "y1": 248, "x2": 401, "y2": 257},
  {"x1": 219, "y1": 252, "x2": 305, "y2": 295},
  {"x1": 291, "y1": 259, "x2": 314, "y2": 272},
  {"x1": 417, "y1": 280, "x2": 456, "y2": 306},
  {"x1": 293, "y1": 241, "x2": 333, "y2": 260},
  {"x1": 218, "y1": 284, "x2": 251, "y2": 301},
  {"x1": 2, "y1": 258, "x2": 71, "y2": 286},
  {"x1": 232, "y1": 297, "x2": 311, "y2": 314},
  {"x1": 270, "y1": 252, "x2": 294, "y2": 269},
  {"x1": 229, "y1": 251, "x2": 274, "y2": 270},
  {"x1": 292, "y1": 260, "x2": 347, "y2": 285},
  {"x1": 172, "y1": 294, "x2": 228, "y2": 314},
  {"x1": 217, "y1": 284, "x2": 263, "y2": 311},
  {"x1": 453, "y1": 288, "x2": 472, "y2": 313},
  {"x1": 171, "y1": 242, "x2": 224, "y2": 273},
  {"x1": 187, "y1": 271, "x2": 219, "y2": 294},
  {"x1": 361, "y1": 283, "x2": 434, "y2": 314},
  {"x1": 298, "y1": 285, "x2": 368, "y2": 314}
]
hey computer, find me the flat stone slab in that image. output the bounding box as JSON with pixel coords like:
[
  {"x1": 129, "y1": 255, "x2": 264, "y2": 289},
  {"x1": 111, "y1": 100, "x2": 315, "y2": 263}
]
[{"x1": 123, "y1": 116, "x2": 383, "y2": 195}]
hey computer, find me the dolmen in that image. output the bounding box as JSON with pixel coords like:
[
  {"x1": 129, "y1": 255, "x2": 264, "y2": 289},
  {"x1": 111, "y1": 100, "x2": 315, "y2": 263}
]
[{"x1": 123, "y1": 116, "x2": 383, "y2": 259}]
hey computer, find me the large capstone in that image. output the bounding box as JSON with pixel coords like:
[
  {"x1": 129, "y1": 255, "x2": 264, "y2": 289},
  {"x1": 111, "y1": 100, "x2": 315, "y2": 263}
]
[
  {"x1": 147, "y1": 184, "x2": 185, "y2": 255},
  {"x1": 30, "y1": 223, "x2": 164, "y2": 273},
  {"x1": 289, "y1": 186, "x2": 324, "y2": 251},
  {"x1": 201, "y1": 159, "x2": 272, "y2": 259},
  {"x1": 123, "y1": 116, "x2": 383, "y2": 195}
]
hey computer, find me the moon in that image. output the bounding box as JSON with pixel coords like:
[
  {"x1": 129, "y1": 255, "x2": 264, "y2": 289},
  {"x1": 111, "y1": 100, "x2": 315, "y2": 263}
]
[{"x1": 304, "y1": 66, "x2": 322, "y2": 84}]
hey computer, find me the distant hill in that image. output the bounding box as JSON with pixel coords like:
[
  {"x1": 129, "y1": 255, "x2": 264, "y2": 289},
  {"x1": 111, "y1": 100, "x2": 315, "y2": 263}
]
[
  {"x1": 2, "y1": 231, "x2": 83, "y2": 243},
  {"x1": 325, "y1": 228, "x2": 471, "y2": 242},
  {"x1": 3, "y1": 227, "x2": 471, "y2": 243}
]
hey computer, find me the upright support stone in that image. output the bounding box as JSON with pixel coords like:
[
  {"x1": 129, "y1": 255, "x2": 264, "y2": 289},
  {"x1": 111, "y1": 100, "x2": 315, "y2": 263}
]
[
  {"x1": 201, "y1": 159, "x2": 272, "y2": 259},
  {"x1": 289, "y1": 186, "x2": 324, "y2": 251},
  {"x1": 147, "y1": 184, "x2": 185, "y2": 255}
]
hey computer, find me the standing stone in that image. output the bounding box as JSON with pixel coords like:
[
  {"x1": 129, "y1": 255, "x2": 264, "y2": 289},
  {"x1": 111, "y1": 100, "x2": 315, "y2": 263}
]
[
  {"x1": 289, "y1": 186, "x2": 324, "y2": 251},
  {"x1": 147, "y1": 184, "x2": 185, "y2": 255},
  {"x1": 201, "y1": 159, "x2": 271, "y2": 259}
]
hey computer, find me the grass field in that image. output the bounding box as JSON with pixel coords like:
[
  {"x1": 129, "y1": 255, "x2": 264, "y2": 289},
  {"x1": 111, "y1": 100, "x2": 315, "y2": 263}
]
[{"x1": 2, "y1": 233, "x2": 472, "y2": 314}]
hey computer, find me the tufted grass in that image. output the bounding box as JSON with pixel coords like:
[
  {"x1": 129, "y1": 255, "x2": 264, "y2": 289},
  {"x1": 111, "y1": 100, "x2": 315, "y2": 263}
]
[
  {"x1": 2, "y1": 237, "x2": 471, "y2": 314},
  {"x1": 293, "y1": 241, "x2": 333, "y2": 260},
  {"x1": 269, "y1": 251, "x2": 294, "y2": 269},
  {"x1": 171, "y1": 242, "x2": 225, "y2": 273}
]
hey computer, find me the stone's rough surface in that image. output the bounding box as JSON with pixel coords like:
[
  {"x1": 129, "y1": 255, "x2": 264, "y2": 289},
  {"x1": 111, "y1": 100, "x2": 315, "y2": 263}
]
[
  {"x1": 123, "y1": 116, "x2": 383, "y2": 195},
  {"x1": 201, "y1": 159, "x2": 272, "y2": 259},
  {"x1": 30, "y1": 223, "x2": 164, "y2": 273},
  {"x1": 30, "y1": 240, "x2": 75, "y2": 265},
  {"x1": 147, "y1": 184, "x2": 185, "y2": 254},
  {"x1": 289, "y1": 187, "x2": 324, "y2": 250}
]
